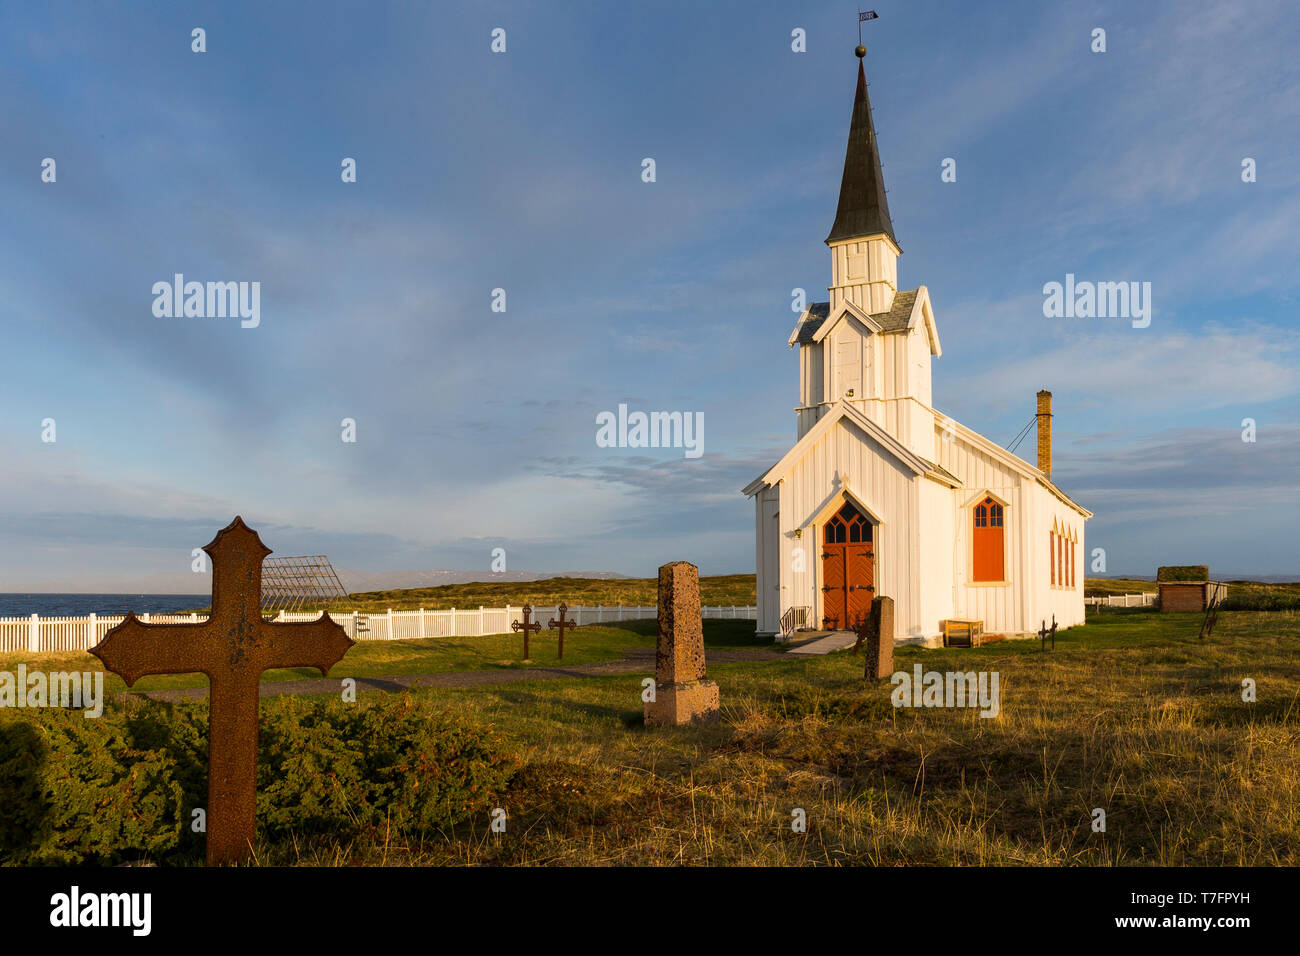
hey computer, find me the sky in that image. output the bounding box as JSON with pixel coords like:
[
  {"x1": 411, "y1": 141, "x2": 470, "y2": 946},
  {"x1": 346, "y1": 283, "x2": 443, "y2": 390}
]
[{"x1": 1, "y1": 0, "x2": 1298, "y2": 591}]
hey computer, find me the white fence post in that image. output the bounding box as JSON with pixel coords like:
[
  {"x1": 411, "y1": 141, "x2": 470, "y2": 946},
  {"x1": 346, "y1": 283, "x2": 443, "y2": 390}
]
[{"x1": 14, "y1": 602, "x2": 756, "y2": 650}]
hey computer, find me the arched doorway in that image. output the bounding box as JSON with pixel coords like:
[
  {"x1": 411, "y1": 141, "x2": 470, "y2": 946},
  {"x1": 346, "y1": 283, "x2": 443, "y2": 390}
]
[{"x1": 821, "y1": 501, "x2": 874, "y2": 629}]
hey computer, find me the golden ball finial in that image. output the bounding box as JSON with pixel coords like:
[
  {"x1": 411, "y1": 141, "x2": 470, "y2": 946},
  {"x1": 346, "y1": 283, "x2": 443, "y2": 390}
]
[{"x1": 855, "y1": 44, "x2": 866, "y2": 58}]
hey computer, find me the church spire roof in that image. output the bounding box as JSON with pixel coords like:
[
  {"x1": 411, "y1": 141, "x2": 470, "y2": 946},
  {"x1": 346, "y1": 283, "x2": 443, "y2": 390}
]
[{"x1": 825, "y1": 50, "x2": 899, "y2": 249}]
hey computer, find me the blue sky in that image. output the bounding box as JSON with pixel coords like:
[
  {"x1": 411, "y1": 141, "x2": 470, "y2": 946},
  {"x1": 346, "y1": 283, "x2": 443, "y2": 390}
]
[{"x1": 2, "y1": 0, "x2": 1298, "y2": 591}]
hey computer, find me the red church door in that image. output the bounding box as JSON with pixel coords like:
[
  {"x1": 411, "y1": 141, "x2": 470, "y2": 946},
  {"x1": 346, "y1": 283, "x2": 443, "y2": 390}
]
[{"x1": 821, "y1": 502, "x2": 874, "y2": 629}]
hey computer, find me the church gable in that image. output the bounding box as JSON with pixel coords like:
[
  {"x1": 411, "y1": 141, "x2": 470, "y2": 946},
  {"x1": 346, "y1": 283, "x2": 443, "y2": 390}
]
[
  {"x1": 788, "y1": 289, "x2": 921, "y2": 346},
  {"x1": 745, "y1": 401, "x2": 928, "y2": 496}
]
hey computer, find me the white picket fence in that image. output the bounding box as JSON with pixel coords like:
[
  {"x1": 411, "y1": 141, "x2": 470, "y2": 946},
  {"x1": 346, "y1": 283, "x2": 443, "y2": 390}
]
[
  {"x1": 1085, "y1": 593, "x2": 1158, "y2": 609},
  {"x1": 0, "y1": 604, "x2": 758, "y2": 654}
]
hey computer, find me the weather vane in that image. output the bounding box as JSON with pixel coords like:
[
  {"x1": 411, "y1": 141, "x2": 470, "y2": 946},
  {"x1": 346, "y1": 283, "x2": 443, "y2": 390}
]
[{"x1": 858, "y1": 9, "x2": 879, "y2": 57}]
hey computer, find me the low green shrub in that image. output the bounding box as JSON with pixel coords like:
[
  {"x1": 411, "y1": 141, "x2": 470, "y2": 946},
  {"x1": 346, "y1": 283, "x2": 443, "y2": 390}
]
[
  {"x1": 0, "y1": 695, "x2": 519, "y2": 865},
  {"x1": 1218, "y1": 592, "x2": 1300, "y2": 612},
  {"x1": 256, "y1": 697, "x2": 520, "y2": 839},
  {"x1": 0, "y1": 712, "x2": 184, "y2": 865}
]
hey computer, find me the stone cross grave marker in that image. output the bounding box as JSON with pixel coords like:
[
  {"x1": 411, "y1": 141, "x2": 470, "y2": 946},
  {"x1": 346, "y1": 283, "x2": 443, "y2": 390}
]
[
  {"x1": 512, "y1": 605, "x2": 542, "y2": 659},
  {"x1": 90, "y1": 516, "x2": 354, "y2": 865},
  {"x1": 644, "y1": 561, "x2": 719, "y2": 727},
  {"x1": 547, "y1": 602, "x2": 578, "y2": 661},
  {"x1": 850, "y1": 595, "x2": 894, "y2": 681}
]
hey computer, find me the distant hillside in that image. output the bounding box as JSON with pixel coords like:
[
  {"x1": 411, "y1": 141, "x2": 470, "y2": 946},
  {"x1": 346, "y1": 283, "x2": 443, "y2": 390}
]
[
  {"x1": 339, "y1": 574, "x2": 1299, "y2": 611},
  {"x1": 1084, "y1": 578, "x2": 1160, "y2": 596},
  {"x1": 341, "y1": 574, "x2": 757, "y2": 612},
  {"x1": 335, "y1": 568, "x2": 628, "y2": 594},
  {"x1": 1092, "y1": 573, "x2": 1300, "y2": 584}
]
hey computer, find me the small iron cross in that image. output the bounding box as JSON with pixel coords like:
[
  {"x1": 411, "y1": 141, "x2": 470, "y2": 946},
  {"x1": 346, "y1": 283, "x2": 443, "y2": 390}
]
[
  {"x1": 547, "y1": 602, "x2": 578, "y2": 661},
  {"x1": 90, "y1": 516, "x2": 354, "y2": 865},
  {"x1": 1038, "y1": 615, "x2": 1057, "y2": 651},
  {"x1": 512, "y1": 604, "x2": 542, "y2": 659}
]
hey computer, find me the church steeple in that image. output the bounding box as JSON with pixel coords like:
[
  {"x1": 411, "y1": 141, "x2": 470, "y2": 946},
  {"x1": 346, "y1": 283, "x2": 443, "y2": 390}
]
[
  {"x1": 826, "y1": 48, "x2": 898, "y2": 247},
  {"x1": 823, "y1": 46, "x2": 900, "y2": 317}
]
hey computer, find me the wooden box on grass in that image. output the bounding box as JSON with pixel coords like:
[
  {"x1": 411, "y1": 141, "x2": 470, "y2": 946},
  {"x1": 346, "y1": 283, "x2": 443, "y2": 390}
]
[{"x1": 942, "y1": 619, "x2": 983, "y2": 648}]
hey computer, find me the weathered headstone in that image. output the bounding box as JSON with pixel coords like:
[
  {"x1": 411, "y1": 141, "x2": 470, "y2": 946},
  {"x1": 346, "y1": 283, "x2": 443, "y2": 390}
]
[
  {"x1": 851, "y1": 595, "x2": 894, "y2": 680},
  {"x1": 644, "y1": 561, "x2": 719, "y2": 727},
  {"x1": 90, "y1": 516, "x2": 354, "y2": 865}
]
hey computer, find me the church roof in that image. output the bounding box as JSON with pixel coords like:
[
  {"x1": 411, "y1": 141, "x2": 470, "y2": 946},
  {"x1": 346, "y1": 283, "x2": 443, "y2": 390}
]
[
  {"x1": 793, "y1": 289, "x2": 918, "y2": 344},
  {"x1": 826, "y1": 57, "x2": 899, "y2": 248}
]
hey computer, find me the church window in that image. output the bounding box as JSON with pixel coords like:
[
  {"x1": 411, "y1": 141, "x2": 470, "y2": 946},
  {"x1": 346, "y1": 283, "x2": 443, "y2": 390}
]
[
  {"x1": 973, "y1": 497, "x2": 1004, "y2": 582},
  {"x1": 1050, "y1": 532, "x2": 1056, "y2": 587},
  {"x1": 825, "y1": 502, "x2": 870, "y2": 545}
]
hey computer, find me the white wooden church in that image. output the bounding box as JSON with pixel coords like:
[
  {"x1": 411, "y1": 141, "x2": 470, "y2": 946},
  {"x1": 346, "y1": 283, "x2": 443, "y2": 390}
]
[{"x1": 744, "y1": 49, "x2": 1091, "y2": 644}]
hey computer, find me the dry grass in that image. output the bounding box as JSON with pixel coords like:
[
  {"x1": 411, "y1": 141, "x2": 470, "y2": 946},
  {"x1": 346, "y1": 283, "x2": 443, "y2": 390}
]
[
  {"x1": 336, "y1": 574, "x2": 757, "y2": 612},
  {"x1": 260, "y1": 608, "x2": 1300, "y2": 866}
]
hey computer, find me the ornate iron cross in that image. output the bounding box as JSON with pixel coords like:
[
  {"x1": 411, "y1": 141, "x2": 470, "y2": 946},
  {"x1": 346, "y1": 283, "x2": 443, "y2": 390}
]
[
  {"x1": 512, "y1": 604, "x2": 542, "y2": 659},
  {"x1": 90, "y1": 516, "x2": 354, "y2": 865},
  {"x1": 547, "y1": 602, "x2": 578, "y2": 661}
]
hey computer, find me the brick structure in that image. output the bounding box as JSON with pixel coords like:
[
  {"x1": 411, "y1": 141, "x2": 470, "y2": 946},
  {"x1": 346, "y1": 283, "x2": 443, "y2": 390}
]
[
  {"x1": 1036, "y1": 390, "x2": 1052, "y2": 478},
  {"x1": 1156, "y1": 566, "x2": 1226, "y2": 612}
]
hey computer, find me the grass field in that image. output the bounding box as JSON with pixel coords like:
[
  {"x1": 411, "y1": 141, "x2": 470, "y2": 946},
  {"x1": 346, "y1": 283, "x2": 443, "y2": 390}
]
[
  {"x1": 0, "y1": 618, "x2": 759, "y2": 694},
  {"x1": 7, "y1": 606, "x2": 1299, "y2": 865},
  {"x1": 255, "y1": 606, "x2": 1298, "y2": 866}
]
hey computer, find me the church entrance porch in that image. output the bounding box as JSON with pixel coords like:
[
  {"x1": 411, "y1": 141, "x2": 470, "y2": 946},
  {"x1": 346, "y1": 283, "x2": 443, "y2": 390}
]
[{"x1": 820, "y1": 501, "x2": 874, "y2": 629}]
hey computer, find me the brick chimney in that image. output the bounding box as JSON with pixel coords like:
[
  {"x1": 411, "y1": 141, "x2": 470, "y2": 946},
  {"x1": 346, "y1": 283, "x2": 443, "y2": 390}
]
[{"x1": 1036, "y1": 390, "x2": 1052, "y2": 478}]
